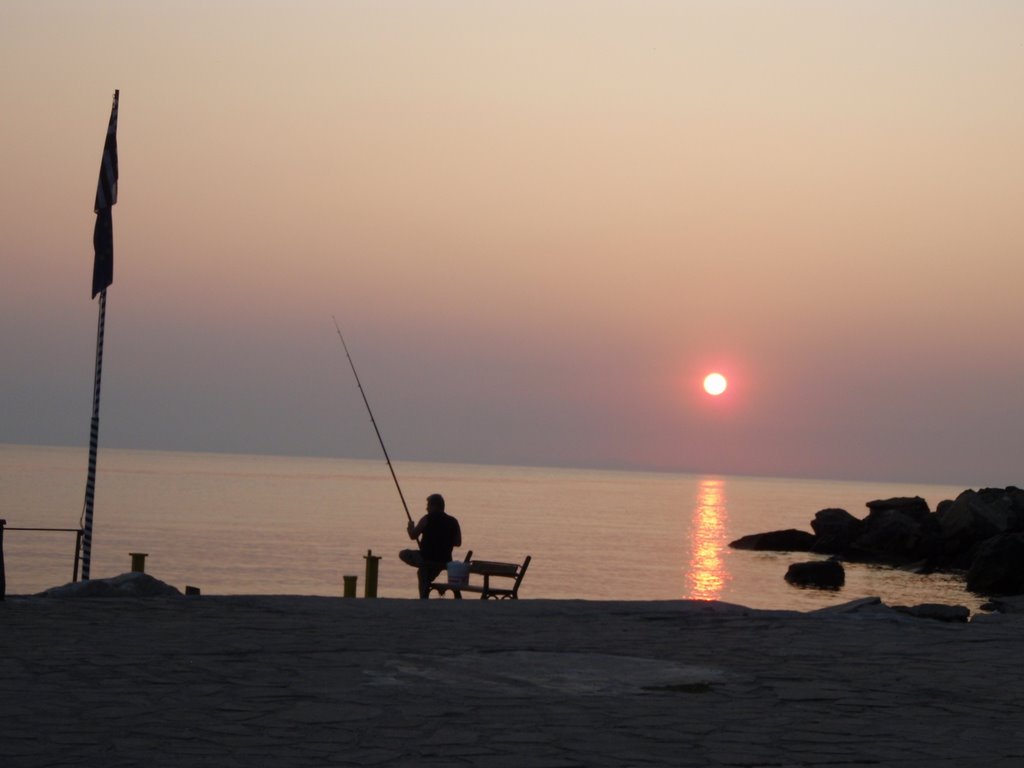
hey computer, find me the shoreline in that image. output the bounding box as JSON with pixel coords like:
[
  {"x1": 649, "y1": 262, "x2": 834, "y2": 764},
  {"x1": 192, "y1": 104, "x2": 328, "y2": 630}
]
[{"x1": 4, "y1": 594, "x2": 1024, "y2": 766}]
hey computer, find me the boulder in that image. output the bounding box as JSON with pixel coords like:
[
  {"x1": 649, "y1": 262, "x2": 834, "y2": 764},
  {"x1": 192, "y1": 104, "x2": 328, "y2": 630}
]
[
  {"x1": 37, "y1": 572, "x2": 182, "y2": 598},
  {"x1": 810, "y1": 508, "x2": 863, "y2": 554},
  {"x1": 966, "y1": 533, "x2": 1024, "y2": 595},
  {"x1": 979, "y1": 595, "x2": 1024, "y2": 614},
  {"x1": 731, "y1": 486, "x2": 1024, "y2": 595},
  {"x1": 729, "y1": 529, "x2": 815, "y2": 552},
  {"x1": 784, "y1": 560, "x2": 845, "y2": 589},
  {"x1": 937, "y1": 489, "x2": 1024, "y2": 564},
  {"x1": 809, "y1": 596, "x2": 883, "y2": 614},
  {"x1": 865, "y1": 496, "x2": 931, "y2": 523},
  {"x1": 850, "y1": 509, "x2": 941, "y2": 564}
]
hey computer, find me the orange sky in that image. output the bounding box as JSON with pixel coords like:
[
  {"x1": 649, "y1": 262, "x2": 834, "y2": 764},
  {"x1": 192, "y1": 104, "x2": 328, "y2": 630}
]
[{"x1": 1, "y1": 1, "x2": 1022, "y2": 484}]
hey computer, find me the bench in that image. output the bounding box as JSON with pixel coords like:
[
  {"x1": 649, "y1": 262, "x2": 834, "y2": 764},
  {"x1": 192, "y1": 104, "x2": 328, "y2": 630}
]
[{"x1": 429, "y1": 555, "x2": 531, "y2": 600}]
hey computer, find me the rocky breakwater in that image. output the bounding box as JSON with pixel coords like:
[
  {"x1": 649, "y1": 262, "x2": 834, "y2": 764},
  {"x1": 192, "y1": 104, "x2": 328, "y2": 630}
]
[{"x1": 730, "y1": 487, "x2": 1024, "y2": 597}]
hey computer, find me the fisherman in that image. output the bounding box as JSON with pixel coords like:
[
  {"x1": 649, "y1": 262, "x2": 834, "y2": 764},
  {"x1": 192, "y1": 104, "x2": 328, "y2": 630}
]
[{"x1": 399, "y1": 493, "x2": 462, "y2": 598}]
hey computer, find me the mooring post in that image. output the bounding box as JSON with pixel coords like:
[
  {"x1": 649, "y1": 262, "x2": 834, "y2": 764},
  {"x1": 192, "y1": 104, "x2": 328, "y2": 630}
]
[
  {"x1": 364, "y1": 549, "x2": 381, "y2": 598},
  {"x1": 343, "y1": 575, "x2": 358, "y2": 598},
  {"x1": 0, "y1": 519, "x2": 6, "y2": 601},
  {"x1": 130, "y1": 552, "x2": 148, "y2": 573}
]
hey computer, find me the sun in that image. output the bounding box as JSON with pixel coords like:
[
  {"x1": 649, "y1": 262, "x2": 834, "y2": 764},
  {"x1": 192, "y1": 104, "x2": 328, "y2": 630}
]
[{"x1": 703, "y1": 372, "x2": 728, "y2": 396}]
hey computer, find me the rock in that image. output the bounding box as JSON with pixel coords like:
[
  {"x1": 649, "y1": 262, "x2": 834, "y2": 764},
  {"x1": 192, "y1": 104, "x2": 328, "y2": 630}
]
[
  {"x1": 37, "y1": 572, "x2": 182, "y2": 598},
  {"x1": 966, "y1": 533, "x2": 1024, "y2": 595},
  {"x1": 810, "y1": 508, "x2": 863, "y2": 554},
  {"x1": 729, "y1": 529, "x2": 816, "y2": 552},
  {"x1": 979, "y1": 595, "x2": 1024, "y2": 613},
  {"x1": 978, "y1": 486, "x2": 1024, "y2": 512},
  {"x1": 850, "y1": 509, "x2": 941, "y2": 563},
  {"x1": 891, "y1": 603, "x2": 970, "y2": 623},
  {"x1": 810, "y1": 596, "x2": 883, "y2": 614},
  {"x1": 731, "y1": 486, "x2": 1024, "y2": 595},
  {"x1": 865, "y1": 496, "x2": 932, "y2": 523},
  {"x1": 784, "y1": 560, "x2": 845, "y2": 589},
  {"x1": 937, "y1": 489, "x2": 1024, "y2": 565}
]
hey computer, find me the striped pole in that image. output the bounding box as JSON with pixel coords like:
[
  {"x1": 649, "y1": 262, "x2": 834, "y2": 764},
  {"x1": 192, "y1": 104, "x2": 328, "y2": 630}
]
[
  {"x1": 1, "y1": 519, "x2": 7, "y2": 601},
  {"x1": 81, "y1": 91, "x2": 119, "y2": 582},
  {"x1": 80, "y1": 289, "x2": 107, "y2": 581}
]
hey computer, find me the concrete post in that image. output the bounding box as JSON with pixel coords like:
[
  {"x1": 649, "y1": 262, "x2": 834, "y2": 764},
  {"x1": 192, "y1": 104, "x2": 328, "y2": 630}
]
[
  {"x1": 364, "y1": 549, "x2": 381, "y2": 598},
  {"x1": 343, "y1": 575, "x2": 358, "y2": 598}
]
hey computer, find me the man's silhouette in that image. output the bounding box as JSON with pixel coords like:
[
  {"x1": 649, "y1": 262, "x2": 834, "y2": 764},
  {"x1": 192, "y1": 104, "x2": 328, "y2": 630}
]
[{"x1": 398, "y1": 493, "x2": 462, "y2": 598}]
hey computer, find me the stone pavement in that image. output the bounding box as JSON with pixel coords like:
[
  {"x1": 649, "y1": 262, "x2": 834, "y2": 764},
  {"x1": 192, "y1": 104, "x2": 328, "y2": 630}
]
[{"x1": 2, "y1": 595, "x2": 1023, "y2": 767}]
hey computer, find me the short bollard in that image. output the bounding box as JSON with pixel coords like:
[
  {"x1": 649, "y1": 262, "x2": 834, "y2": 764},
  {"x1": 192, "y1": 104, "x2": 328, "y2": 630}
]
[
  {"x1": 364, "y1": 549, "x2": 381, "y2": 598},
  {"x1": 185, "y1": 586, "x2": 201, "y2": 596},
  {"x1": 130, "y1": 552, "x2": 148, "y2": 573},
  {"x1": 343, "y1": 575, "x2": 358, "y2": 598}
]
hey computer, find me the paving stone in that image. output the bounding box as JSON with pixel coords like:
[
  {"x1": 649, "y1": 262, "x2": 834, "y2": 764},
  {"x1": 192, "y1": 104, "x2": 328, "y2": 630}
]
[{"x1": 3, "y1": 597, "x2": 1024, "y2": 767}]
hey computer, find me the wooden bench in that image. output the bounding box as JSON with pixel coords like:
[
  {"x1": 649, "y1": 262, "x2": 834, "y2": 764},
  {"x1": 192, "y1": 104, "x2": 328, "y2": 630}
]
[{"x1": 429, "y1": 555, "x2": 531, "y2": 600}]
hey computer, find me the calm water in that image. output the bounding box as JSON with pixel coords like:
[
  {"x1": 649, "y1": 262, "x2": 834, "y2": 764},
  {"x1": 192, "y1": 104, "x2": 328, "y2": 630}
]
[{"x1": 0, "y1": 444, "x2": 982, "y2": 611}]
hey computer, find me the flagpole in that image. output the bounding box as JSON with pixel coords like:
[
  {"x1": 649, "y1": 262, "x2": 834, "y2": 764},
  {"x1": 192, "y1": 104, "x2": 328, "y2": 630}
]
[
  {"x1": 80, "y1": 90, "x2": 119, "y2": 581},
  {"x1": 80, "y1": 289, "x2": 107, "y2": 580}
]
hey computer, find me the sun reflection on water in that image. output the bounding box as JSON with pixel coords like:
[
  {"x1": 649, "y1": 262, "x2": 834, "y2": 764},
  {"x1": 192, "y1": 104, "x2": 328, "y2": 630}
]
[{"x1": 686, "y1": 477, "x2": 730, "y2": 601}]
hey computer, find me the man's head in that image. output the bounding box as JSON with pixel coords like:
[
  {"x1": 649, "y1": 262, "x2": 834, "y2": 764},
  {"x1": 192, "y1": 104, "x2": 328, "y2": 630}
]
[{"x1": 426, "y1": 493, "x2": 445, "y2": 514}]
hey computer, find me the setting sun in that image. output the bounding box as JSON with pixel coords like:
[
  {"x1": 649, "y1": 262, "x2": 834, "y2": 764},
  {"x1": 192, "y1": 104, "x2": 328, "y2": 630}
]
[{"x1": 703, "y1": 372, "x2": 728, "y2": 396}]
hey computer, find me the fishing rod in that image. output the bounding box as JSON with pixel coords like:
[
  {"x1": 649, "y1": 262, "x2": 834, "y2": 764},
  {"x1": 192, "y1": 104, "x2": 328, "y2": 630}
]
[{"x1": 332, "y1": 316, "x2": 413, "y2": 526}]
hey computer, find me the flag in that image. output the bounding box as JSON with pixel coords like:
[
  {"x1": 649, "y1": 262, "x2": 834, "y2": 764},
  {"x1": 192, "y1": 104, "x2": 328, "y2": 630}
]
[{"x1": 92, "y1": 90, "x2": 119, "y2": 299}]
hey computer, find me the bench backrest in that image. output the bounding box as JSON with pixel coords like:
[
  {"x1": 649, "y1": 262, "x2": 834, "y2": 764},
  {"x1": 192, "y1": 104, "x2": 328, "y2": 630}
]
[{"x1": 468, "y1": 555, "x2": 531, "y2": 597}]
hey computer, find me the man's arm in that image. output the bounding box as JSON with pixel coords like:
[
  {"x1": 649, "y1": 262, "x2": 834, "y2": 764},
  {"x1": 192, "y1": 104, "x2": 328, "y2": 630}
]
[
  {"x1": 453, "y1": 520, "x2": 462, "y2": 548},
  {"x1": 408, "y1": 515, "x2": 428, "y2": 540}
]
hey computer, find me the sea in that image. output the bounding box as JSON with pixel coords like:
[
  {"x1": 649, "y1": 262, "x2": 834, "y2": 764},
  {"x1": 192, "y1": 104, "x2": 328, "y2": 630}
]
[{"x1": 0, "y1": 444, "x2": 986, "y2": 612}]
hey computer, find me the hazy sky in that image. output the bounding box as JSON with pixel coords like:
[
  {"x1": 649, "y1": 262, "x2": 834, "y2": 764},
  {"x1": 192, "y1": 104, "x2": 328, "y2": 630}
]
[{"x1": 2, "y1": 1, "x2": 1022, "y2": 485}]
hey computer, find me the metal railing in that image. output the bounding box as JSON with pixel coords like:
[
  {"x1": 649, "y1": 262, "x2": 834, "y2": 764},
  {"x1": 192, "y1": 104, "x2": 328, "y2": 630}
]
[{"x1": 0, "y1": 520, "x2": 83, "y2": 600}]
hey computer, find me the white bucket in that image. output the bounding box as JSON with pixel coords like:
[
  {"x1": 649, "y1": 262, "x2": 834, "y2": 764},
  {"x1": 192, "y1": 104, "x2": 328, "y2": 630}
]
[{"x1": 446, "y1": 561, "x2": 470, "y2": 587}]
